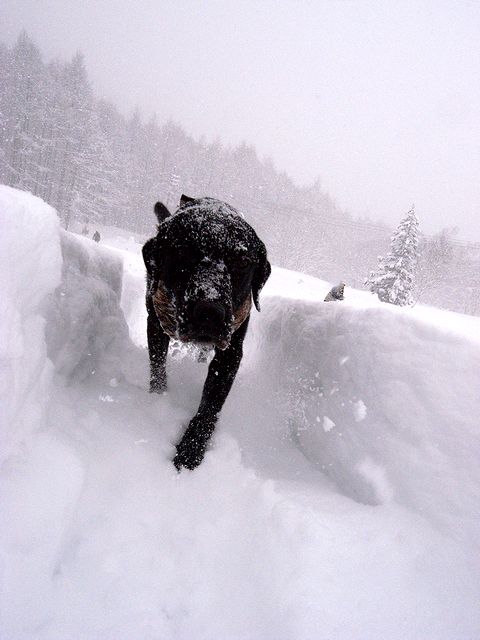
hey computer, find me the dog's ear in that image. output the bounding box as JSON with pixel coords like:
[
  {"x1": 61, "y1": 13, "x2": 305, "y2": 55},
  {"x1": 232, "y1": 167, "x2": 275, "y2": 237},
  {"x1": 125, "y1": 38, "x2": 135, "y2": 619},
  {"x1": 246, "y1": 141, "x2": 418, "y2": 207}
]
[
  {"x1": 251, "y1": 243, "x2": 271, "y2": 311},
  {"x1": 180, "y1": 194, "x2": 196, "y2": 207},
  {"x1": 142, "y1": 237, "x2": 159, "y2": 278},
  {"x1": 154, "y1": 202, "x2": 170, "y2": 223}
]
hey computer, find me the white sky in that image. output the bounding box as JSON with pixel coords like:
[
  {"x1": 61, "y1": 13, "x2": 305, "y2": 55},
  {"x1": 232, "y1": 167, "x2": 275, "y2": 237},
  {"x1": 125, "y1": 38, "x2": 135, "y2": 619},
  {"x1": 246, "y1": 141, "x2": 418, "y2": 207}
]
[{"x1": 1, "y1": 0, "x2": 480, "y2": 239}]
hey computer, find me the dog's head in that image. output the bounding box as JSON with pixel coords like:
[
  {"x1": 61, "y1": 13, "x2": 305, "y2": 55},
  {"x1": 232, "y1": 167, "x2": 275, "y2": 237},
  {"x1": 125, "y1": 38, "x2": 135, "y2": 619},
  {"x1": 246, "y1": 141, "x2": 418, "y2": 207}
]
[{"x1": 143, "y1": 195, "x2": 271, "y2": 350}]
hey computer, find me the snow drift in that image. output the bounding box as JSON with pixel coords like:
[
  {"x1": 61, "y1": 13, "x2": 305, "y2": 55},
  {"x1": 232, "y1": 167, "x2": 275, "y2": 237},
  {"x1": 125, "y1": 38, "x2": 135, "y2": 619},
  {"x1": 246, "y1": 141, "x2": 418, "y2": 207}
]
[
  {"x1": 0, "y1": 187, "x2": 61, "y2": 464},
  {"x1": 1, "y1": 186, "x2": 480, "y2": 640}
]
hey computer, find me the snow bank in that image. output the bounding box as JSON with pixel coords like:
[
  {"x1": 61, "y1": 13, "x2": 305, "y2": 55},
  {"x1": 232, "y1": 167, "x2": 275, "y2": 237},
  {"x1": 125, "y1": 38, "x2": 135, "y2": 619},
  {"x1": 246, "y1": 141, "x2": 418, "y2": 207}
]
[
  {"x1": 0, "y1": 189, "x2": 144, "y2": 639},
  {"x1": 246, "y1": 292, "x2": 480, "y2": 547},
  {"x1": 0, "y1": 186, "x2": 61, "y2": 462},
  {"x1": 2, "y1": 192, "x2": 480, "y2": 640},
  {"x1": 45, "y1": 231, "x2": 133, "y2": 383}
]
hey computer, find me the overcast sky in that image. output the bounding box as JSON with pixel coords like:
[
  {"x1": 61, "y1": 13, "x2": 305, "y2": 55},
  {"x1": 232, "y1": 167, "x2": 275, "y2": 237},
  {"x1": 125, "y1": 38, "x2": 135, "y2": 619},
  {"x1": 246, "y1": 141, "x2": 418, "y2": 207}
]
[{"x1": 1, "y1": 0, "x2": 480, "y2": 239}]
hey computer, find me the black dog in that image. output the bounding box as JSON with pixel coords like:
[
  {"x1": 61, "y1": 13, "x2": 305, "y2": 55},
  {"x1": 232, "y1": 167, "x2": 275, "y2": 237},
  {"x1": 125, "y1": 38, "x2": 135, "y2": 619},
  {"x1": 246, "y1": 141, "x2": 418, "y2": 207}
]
[{"x1": 142, "y1": 195, "x2": 271, "y2": 470}]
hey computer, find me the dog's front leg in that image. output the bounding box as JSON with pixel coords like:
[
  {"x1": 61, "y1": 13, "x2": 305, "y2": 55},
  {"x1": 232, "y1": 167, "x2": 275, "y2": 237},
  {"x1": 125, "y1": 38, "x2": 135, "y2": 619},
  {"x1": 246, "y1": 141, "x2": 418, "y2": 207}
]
[
  {"x1": 147, "y1": 310, "x2": 169, "y2": 393},
  {"x1": 173, "y1": 317, "x2": 249, "y2": 470}
]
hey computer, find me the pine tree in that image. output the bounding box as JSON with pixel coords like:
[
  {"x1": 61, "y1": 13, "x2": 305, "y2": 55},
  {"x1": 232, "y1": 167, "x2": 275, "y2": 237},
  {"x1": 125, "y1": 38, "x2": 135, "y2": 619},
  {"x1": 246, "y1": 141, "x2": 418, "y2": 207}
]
[
  {"x1": 1, "y1": 32, "x2": 47, "y2": 191},
  {"x1": 50, "y1": 52, "x2": 95, "y2": 228},
  {"x1": 366, "y1": 206, "x2": 420, "y2": 306}
]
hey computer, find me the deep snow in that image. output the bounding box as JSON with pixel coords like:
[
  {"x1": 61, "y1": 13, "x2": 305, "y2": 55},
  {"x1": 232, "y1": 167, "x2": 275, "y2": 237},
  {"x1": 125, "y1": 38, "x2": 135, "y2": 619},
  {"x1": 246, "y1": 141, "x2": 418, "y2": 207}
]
[{"x1": 1, "y1": 186, "x2": 480, "y2": 640}]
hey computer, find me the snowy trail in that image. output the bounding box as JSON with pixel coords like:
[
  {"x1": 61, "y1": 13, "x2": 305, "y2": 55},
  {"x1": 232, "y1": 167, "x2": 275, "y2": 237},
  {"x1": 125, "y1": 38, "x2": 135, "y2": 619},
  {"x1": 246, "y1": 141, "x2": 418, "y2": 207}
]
[{"x1": 2, "y1": 187, "x2": 480, "y2": 639}]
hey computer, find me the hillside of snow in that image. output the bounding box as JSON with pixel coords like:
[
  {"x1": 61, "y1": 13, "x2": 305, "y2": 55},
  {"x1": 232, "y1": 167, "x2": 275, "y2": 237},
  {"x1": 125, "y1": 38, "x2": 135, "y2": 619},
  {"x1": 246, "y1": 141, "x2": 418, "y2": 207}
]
[{"x1": 1, "y1": 186, "x2": 480, "y2": 640}]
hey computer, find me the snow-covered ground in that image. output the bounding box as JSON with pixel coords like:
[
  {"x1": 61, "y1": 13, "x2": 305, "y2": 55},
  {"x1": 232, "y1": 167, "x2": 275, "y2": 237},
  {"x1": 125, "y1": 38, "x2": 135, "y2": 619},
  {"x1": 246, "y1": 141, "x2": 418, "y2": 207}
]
[{"x1": 1, "y1": 185, "x2": 480, "y2": 640}]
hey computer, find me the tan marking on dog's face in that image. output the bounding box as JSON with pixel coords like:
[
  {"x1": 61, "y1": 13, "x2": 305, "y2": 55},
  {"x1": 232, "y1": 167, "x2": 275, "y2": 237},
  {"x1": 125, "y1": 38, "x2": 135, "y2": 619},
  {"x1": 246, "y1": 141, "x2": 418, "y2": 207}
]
[
  {"x1": 154, "y1": 278, "x2": 251, "y2": 347},
  {"x1": 231, "y1": 295, "x2": 252, "y2": 333},
  {"x1": 153, "y1": 281, "x2": 177, "y2": 338}
]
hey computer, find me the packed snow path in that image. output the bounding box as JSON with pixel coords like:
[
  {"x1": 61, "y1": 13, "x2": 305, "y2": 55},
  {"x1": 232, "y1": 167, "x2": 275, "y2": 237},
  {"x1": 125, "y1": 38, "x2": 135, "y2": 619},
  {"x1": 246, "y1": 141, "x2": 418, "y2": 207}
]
[{"x1": 1, "y1": 186, "x2": 480, "y2": 640}]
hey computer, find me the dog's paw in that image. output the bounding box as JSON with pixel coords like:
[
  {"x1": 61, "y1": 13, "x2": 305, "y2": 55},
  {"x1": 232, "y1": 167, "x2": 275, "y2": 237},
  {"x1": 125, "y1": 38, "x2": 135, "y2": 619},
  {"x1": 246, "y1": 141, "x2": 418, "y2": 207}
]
[
  {"x1": 173, "y1": 440, "x2": 206, "y2": 471},
  {"x1": 149, "y1": 381, "x2": 167, "y2": 394},
  {"x1": 173, "y1": 419, "x2": 214, "y2": 471}
]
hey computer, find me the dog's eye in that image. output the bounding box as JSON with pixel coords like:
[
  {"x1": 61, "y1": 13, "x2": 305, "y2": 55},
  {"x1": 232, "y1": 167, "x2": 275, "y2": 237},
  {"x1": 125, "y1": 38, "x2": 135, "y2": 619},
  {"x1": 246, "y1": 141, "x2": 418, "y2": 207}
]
[
  {"x1": 176, "y1": 248, "x2": 197, "y2": 269},
  {"x1": 233, "y1": 255, "x2": 252, "y2": 271},
  {"x1": 177, "y1": 248, "x2": 191, "y2": 260}
]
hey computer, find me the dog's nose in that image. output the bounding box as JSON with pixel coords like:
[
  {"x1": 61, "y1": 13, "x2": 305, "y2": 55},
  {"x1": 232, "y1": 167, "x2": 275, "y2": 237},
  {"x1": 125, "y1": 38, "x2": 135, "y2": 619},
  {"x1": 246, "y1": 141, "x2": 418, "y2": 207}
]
[{"x1": 193, "y1": 300, "x2": 226, "y2": 327}]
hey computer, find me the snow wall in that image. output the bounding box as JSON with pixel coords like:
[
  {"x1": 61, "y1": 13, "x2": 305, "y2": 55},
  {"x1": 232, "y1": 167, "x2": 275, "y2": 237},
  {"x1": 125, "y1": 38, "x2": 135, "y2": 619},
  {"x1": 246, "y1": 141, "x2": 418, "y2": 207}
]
[
  {"x1": 245, "y1": 290, "x2": 480, "y2": 547},
  {"x1": 0, "y1": 187, "x2": 62, "y2": 463},
  {"x1": 0, "y1": 185, "x2": 133, "y2": 459}
]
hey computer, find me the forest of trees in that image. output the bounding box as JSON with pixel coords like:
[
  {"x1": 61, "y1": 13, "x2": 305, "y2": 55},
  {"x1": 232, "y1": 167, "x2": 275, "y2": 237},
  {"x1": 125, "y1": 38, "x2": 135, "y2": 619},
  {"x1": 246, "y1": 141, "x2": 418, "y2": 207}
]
[{"x1": 1, "y1": 32, "x2": 479, "y2": 316}]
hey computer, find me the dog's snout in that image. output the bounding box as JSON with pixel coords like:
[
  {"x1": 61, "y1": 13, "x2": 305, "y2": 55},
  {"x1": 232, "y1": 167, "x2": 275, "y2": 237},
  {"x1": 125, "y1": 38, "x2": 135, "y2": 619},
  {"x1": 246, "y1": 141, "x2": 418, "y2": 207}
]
[{"x1": 193, "y1": 300, "x2": 226, "y2": 326}]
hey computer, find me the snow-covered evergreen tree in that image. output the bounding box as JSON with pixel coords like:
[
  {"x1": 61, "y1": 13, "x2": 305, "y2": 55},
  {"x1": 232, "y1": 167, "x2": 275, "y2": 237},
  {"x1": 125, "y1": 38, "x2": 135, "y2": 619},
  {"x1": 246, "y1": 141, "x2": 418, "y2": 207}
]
[
  {"x1": 365, "y1": 206, "x2": 420, "y2": 306},
  {"x1": 1, "y1": 33, "x2": 47, "y2": 192}
]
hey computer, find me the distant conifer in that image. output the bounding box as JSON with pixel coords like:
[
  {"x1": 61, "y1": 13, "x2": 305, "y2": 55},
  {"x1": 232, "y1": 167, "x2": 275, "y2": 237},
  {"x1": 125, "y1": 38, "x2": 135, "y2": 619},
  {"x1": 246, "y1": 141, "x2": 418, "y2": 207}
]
[{"x1": 365, "y1": 206, "x2": 420, "y2": 306}]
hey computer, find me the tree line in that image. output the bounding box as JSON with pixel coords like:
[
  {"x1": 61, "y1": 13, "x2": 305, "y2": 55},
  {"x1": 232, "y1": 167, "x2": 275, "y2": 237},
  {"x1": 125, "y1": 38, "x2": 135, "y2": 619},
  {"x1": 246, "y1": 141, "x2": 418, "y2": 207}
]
[{"x1": 1, "y1": 32, "x2": 479, "y2": 316}]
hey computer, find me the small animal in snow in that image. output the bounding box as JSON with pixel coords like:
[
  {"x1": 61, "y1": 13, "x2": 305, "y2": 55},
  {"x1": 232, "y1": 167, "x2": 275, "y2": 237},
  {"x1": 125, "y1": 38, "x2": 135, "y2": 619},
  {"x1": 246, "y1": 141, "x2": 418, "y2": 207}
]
[{"x1": 324, "y1": 281, "x2": 346, "y2": 302}]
